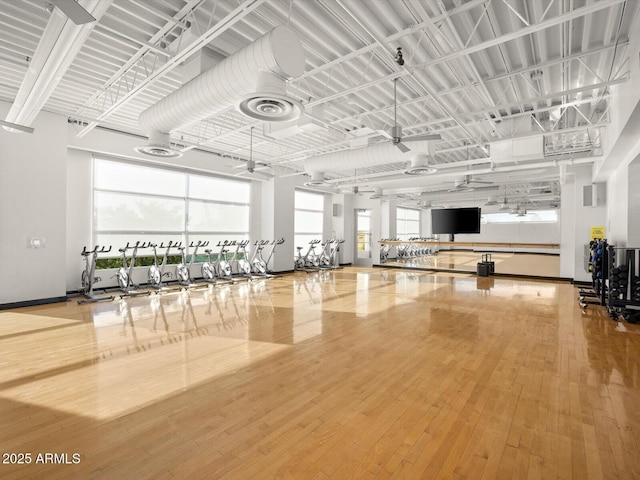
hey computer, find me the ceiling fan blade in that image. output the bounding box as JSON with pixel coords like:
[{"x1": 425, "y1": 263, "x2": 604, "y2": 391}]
[
  {"x1": 402, "y1": 134, "x2": 442, "y2": 142},
  {"x1": 395, "y1": 142, "x2": 411, "y2": 153},
  {"x1": 50, "y1": 0, "x2": 96, "y2": 25},
  {"x1": 233, "y1": 170, "x2": 273, "y2": 180},
  {"x1": 0, "y1": 120, "x2": 34, "y2": 134},
  {"x1": 467, "y1": 180, "x2": 493, "y2": 185}
]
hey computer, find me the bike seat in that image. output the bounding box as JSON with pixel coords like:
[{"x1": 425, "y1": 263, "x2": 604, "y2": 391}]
[
  {"x1": 297, "y1": 247, "x2": 303, "y2": 251},
  {"x1": 118, "y1": 248, "x2": 126, "y2": 253}
]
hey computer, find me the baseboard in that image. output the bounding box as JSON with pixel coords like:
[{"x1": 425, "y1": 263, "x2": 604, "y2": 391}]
[{"x1": 0, "y1": 296, "x2": 68, "y2": 310}]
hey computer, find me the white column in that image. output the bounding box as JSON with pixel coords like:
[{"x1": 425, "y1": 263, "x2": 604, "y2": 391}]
[{"x1": 0, "y1": 102, "x2": 68, "y2": 304}]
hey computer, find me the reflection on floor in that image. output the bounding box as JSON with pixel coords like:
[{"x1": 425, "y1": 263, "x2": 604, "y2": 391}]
[
  {"x1": 384, "y1": 249, "x2": 561, "y2": 278},
  {"x1": 1, "y1": 267, "x2": 639, "y2": 479}
]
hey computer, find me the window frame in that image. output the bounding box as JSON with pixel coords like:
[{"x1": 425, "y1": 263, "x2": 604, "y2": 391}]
[{"x1": 92, "y1": 157, "x2": 251, "y2": 255}]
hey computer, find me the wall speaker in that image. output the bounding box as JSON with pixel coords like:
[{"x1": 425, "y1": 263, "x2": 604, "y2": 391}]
[
  {"x1": 583, "y1": 183, "x2": 605, "y2": 207},
  {"x1": 332, "y1": 203, "x2": 340, "y2": 216}
]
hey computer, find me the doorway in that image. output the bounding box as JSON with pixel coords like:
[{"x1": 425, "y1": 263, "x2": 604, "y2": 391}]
[{"x1": 354, "y1": 209, "x2": 372, "y2": 266}]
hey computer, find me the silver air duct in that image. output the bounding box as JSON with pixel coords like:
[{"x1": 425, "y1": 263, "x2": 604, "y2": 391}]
[
  {"x1": 136, "y1": 26, "x2": 305, "y2": 157},
  {"x1": 404, "y1": 154, "x2": 437, "y2": 175},
  {"x1": 304, "y1": 171, "x2": 327, "y2": 186},
  {"x1": 304, "y1": 140, "x2": 432, "y2": 173}
]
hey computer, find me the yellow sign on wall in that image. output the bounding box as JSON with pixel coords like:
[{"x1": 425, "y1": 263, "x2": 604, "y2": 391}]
[{"x1": 591, "y1": 226, "x2": 605, "y2": 240}]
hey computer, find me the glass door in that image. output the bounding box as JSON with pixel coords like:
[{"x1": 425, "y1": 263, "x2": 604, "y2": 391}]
[{"x1": 355, "y1": 209, "x2": 372, "y2": 266}]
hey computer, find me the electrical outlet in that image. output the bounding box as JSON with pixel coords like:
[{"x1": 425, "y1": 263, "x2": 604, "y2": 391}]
[{"x1": 28, "y1": 237, "x2": 45, "y2": 249}]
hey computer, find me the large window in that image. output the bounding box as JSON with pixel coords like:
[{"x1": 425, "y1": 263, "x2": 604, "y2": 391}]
[
  {"x1": 93, "y1": 158, "x2": 250, "y2": 255},
  {"x1": 397, "y1": 207, "x2": 420, "y2": 240},
  {"x1": 294, "y1": 190, "x2": 324, "y2": 255}
]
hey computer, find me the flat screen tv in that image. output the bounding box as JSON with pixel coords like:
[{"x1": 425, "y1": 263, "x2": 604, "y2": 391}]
[{"x1": 431, "y1": 207, "x2": 481, "y2": 234}]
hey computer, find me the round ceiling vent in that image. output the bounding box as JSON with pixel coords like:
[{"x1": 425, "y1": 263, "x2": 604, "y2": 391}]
[
  {"x1": 237, "y1": 93, "x2": 303, "y2": 122},
  {"x1": 403, "y1": 154, "x2": 437, "y2": 175},
  {"x1": 403, "y1": 166, "x2": 437, "y2": 176},
  {"x1": 134, "y1": 144, "x2": 183, "y2": 158},
  {"x1": 304, "y1": 171, "x2": 327, "y2": 187}
]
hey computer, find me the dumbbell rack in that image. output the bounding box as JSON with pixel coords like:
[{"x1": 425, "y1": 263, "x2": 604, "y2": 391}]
[
  {"x1": 579, "y1": 238, "x2": 609, "y2": 308},
  {"x1": 607, "y1": 245, "x2": 640, "y2": 321}
]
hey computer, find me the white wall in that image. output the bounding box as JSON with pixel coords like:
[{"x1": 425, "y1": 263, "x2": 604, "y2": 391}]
[
  {"x1": 261, "y1": 175, "x2": 301, "y2": 271},
  {"x1": 331, "y1": 193, "x2": 354, "y2": 264},
  {"x1": 456, "y1": 221, "x2": 560, "y2": 245},
  {"x1": 559, "y1": 165, "x2": 606, "y2": 281},
  {"x1": 323, "y1": 193, "x2": 333, "y2": 240},
  {"x1": 607, "y1": 163, "x2": 629, "y2": 246},
  {"x1": 249, "y1": 180, "x2": 262, "y2": 247},
  {"x1": 0, "y1": 101, "x2": 68, "y2": 304},
  {"x1": 560, "y1": 176, "x2": 576, "y2": 278},
  {"x1": 627, "y1": 158, "x2": 640, "y2": 247},
  {"x1": 595, "y1": 6, "x2": 640, "y2": 180},
  {"x1": 420, "y1": 209, "x2": 431, "y2": 236},
  {"x1": 66, "y1": 149, "x2": 93, "y2": 291}
]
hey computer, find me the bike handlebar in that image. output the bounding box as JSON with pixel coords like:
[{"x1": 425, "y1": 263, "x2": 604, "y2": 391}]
[
  {"x1": 189, "y1": 240, "x2": 210, "y2": 247},
  {"x1": 81, "y1": 245, "x2": 112, "y2": 256}
]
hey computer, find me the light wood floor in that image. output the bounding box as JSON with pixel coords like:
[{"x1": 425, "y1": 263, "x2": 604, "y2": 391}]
[
  {"x1": 384, "y1": 251, "x2": 561, "y2": 278},
  {"x1": 1, "y1": 267, "x2": 639, "y2": 479}
]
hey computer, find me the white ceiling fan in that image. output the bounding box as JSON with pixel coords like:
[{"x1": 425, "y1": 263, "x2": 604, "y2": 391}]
[
  {"x1": 47, "y1": 0, "x2": 96, "y2": 25},
  {"x1": 447, "y1": 174, "x2": 493, "y2": 193},
  {"x1": 232, "y1": 127, "x2": 273, "y2": 180},
  {"x1": 385, "y1": 78, "x2": 441, "y2": 153}
]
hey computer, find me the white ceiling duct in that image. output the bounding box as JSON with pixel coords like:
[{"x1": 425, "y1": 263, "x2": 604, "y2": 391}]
[
  {"x1": 404, "y1": 153, "x2": 437, "y2": 175},
  {"x1": 136, "y1": 25, "x2": 305, "y2": 157},
  {"x1": 304, "y1": 140, "x2": 432, "y2": 173},
  {"x1": 369, "y1": 187, "x2": 383, "y2": 199},
  {"x1": 304, "y1": 171, "x2": 327, "y2": 186}
]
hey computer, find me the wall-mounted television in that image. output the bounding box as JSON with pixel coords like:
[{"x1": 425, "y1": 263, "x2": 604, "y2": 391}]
[{"x1": 431, "y1": 207, "x2": 481, "y2": 234}]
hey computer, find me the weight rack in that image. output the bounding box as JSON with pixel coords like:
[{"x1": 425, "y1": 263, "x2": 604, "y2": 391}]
[{"x1": 607, "y1": 245, "x2": 640, "y2": 322}]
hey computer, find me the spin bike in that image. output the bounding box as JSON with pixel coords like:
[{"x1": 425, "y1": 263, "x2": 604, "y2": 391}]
[
  {"x1": 231, "y1": 240, "x2": 252, "y2": 279},
  {"x1": 148, "y1": 241, "x2": 181, "y2": 292},
  {"x1": 317, "y1": 240, "x2": 334, "y2": 268},
  {"x1": 265, "y1": 238, "x2": 284, "y2": 274},
  {"x1": 295, "y1": 239, "x2": 321, "y2": 270},
  {"x1": 176, "y1": 240, "x2": 209, "y2": 288},
  {"x1": 201, "y1": 247, "x2": 217, "y2": 283},
  {"x1": 250, "y1": 240, "x2": 270, "y2": 275},
  {"x1": 116, "y1": 241, "x2": 151, "y2": 297},
  {"x1": 215, "y1": 240, "x2": 235, "y2": 283},
  {"x1": 323, "y1": 239, "x2": 344, "y2": 269},
  {"x1": 78, "y1": 245, "x2": 115, "y2": 304}
]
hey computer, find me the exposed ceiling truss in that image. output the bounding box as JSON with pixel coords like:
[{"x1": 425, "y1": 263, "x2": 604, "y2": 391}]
[{"x1": 1, "y1": 0, "x2": 637, "y2": 209}]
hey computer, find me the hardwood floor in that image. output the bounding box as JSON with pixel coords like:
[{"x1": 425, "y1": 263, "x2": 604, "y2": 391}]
[{"x1": 1, "y1": 267, "x2": 639, "y2": 479}]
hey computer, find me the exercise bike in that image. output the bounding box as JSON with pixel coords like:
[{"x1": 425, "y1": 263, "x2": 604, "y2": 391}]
[
  {"x1": 201, "y1": 248, "x2": 217, "y2": 283},
  {"x1": 116, "y1": 241, "x2": 151, "y2": 297},
  {"x1": 78, "y1": 245, "x2": 115, "y2": 304},
  {"x1": 215, "y1": 240, "x2": 235, "y2": 283},
  {"x1": 317, "y1": 240, "x2": 334, "y2": 269},
  {"x1": 265, "y1": 238, "x2": 284, "y2": 275},
  {"x1": 148, "y1": 241, "x2": 181, "y2": 292},
  {"x1": 250, "y1": 240, "x2": 270, "y2": 275},
  {"x1": 176, "y1": 240, "x2": 209, "y2": 288},
  {"x1": 231, "y1": 240, "x2": 252, "y2": 279},
  {"x1": 326, "y1": 239, "x2": 344, "y2": 269},
  {"x1": 295, "y1": 239, "x2": 321, "y2": 270}
]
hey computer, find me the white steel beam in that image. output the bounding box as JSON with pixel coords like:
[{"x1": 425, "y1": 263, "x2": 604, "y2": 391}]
[{"x1": 74, "y1": 0, "x2": 267, "y2": 138}]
